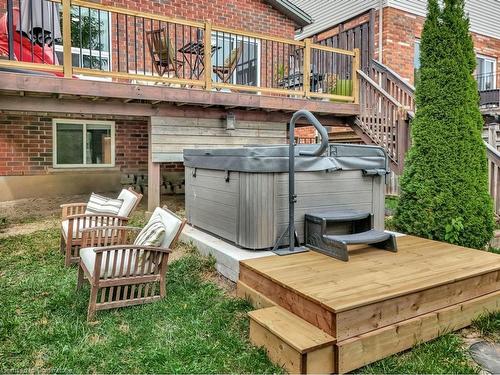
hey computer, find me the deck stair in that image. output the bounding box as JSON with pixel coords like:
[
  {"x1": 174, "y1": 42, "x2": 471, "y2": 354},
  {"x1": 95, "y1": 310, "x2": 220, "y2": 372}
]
[
  {"x1": 248, "y1": 306, "x2": 336, "y2": 374},
  {"x1": 238, "y1": 235, "x2": 500, "y2": 373},
  {"x1": 304, "y1": 210, "x2": 397, "y2": 261},
  {"x1": 353, "y1": 59, "x2": 500, "y2": 213}
]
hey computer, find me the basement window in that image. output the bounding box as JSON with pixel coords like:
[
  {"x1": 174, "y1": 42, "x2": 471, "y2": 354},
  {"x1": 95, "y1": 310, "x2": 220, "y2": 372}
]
[{"x1": 53, "y1": 120, "x2": 115, "y2": 168}]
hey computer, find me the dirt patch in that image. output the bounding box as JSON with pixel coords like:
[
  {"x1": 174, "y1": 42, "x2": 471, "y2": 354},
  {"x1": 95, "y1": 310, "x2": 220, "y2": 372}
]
[
  {"x1": 205, "y1": 271, "x2": 237, "y2": 297},
  {"x1": 0, "y1": 218, "x2": 59, "y2": 239},
  {"x1": 0, "y1": 192, "x2": 185, "y2": 235}
]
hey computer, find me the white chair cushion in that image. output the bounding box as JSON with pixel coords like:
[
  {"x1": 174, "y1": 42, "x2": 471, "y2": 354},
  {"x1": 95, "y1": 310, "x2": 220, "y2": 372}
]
[
  {"x1": 84, "y1": 193, "x2": 123, "y2": 216},
  {"x1": 149, "y1": 207, "x2": 183, "y2": 249},
  {"x1": 61, "y1": 218, "x2": 97, "y2": 240},
  {"x1": 80, "y1": 247, "x2": 134, "y2": 278},
  {"x1": 117, "y1": 189, "x2": 139, "y2": 217}
]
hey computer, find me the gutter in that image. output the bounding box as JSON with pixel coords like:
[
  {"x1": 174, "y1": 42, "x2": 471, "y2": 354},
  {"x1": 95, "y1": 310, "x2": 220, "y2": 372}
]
[{"x1": 265, "y1": 0, "x2": 313, "y2": 27}]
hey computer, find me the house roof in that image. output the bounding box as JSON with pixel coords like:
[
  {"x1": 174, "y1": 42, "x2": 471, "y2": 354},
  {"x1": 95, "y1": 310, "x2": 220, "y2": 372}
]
[{"x1": 265, "y1": 0, "x2": 313, "y2": 27}]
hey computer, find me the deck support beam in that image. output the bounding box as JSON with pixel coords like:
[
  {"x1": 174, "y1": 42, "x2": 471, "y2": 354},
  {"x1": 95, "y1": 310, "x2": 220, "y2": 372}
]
[{"x1": 148, "y1": 117, "x2": 161, "y2": 213}]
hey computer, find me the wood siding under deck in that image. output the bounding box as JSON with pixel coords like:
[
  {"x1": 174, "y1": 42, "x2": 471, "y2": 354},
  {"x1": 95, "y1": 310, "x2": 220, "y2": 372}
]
[{"x1": 151, "y1": 117, "x2": 287, "y2": 162}]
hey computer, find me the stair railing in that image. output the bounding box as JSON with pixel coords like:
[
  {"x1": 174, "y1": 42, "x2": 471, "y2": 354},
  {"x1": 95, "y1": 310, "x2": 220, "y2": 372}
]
[
  {"x1": 370, "y1": 59, "x2": 416, "y2": 113},
  {"x1": 358, "y1": 59, "x2": 500, "y2": 214},
  {"x1": 486, "y1": 141, "x2": 500, "y2": 215},
  {"x1": 356, "y1": 69, "x2": 410, "y2": 175}
]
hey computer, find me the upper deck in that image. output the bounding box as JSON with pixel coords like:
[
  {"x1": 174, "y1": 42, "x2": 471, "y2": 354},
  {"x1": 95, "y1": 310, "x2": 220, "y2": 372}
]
[{"x1": 0, "y1": 0, "x2": 360, "y2": 117}]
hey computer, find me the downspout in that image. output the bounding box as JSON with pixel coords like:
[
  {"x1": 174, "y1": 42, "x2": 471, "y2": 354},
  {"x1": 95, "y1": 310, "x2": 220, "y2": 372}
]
[{"x1": 378, "y1": 0, "x2": 383, "y2": 64}]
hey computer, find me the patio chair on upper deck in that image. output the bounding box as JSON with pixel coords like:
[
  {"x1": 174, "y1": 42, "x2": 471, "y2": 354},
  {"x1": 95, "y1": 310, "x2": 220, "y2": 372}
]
[
  {"x1": 77, "y1": 206, "x2": 187, "y2": 320},
  {"x1": 60, "y1": 187, "x2": 143, "y2": 267},
  {"x1": 212, "y1": 41, "x2": 243, "y2": 85},
  {"x1": 146, "y1": 28, "x2": 183, "y2": 78}
]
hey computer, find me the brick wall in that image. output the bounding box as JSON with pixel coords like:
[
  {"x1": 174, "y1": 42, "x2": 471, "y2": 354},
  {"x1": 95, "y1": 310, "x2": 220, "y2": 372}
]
[
  {"x1": 0, "y1": 0, "x2": 296, "y2": 38},
  {"x1": 103, "y1": 0, "x2": 296, "y2": 38},
  {"x1": 0, "y1": 112, "x2": 149, "y2": 176},
  {"x1": 383, "y1": 7, "x2": 500, "y2": 85},
  {"x1": 313, "y1": 6, "x2": 500, "y2": 86},
  {"x1": 295, "y1": 126, "x2": 316, "y2": 141}
]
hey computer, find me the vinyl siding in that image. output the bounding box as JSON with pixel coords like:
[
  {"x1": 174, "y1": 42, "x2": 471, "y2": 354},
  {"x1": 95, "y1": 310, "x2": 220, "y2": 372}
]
[
  {"x1": 389, "y1": 0, "x2": 500, "y2": 39},
  {"x1": 293, "y1": 0, "x2": 500, "y2": 40},
  {"x1": 292, "y1": 0, "x2": 387, "y2": 39}
]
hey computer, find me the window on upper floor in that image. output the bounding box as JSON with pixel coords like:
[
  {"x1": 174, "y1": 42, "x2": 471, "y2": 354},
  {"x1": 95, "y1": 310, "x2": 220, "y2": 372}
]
[
  {"x1": 54, "y1": 7, "x2": 111, "y2": 72},
  {"x1": 476, "y1": 55, "x2": 496, "y2": 91},
  {"x1": 53, "y1": 120, "x2": 115, "y2": 168}
]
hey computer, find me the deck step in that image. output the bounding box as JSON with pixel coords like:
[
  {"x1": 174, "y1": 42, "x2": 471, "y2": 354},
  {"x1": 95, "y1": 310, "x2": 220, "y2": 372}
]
[
  {"x1": 249, "y1": 306, "x2": 336, "y2": 374},
  {"x1": 325, "y1": 229, "x2": 391, "y2": 245},
  {"x1": 305, "y1": 209, "x2": 370, "y2": 223},
  {"x1": 237, "y1": 280, "x2": 276, "y2": 309},
  {"x1": 305, "y1": 210, "x2": 397, "y2": 261}
]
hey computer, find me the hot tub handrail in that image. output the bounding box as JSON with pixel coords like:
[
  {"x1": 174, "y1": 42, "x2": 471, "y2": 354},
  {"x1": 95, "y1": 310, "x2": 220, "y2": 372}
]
[
  {"x1": 290, "y1": 110, "x2": 329, "y2": 157},
  {"x1": 273, "y1": 110, "x2": 329, "y2": 255}
]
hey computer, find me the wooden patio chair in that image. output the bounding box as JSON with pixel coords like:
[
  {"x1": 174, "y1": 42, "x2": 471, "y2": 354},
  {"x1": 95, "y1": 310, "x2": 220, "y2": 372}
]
[
  {"x1": 60, "y1": 187, "x2": 143, "y2": 267},
  {"x1": 212, "y1": 41, "x2": 243, "y2": 84},
  {"x1": 77, "y1": 206, "x2": 187, "y2": 320},
  {"x1": 146, "y1": 28, "x2": 183, "y2": 78}
]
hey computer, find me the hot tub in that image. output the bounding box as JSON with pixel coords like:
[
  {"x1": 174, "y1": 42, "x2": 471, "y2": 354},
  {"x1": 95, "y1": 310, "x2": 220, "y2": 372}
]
[{"x1": 184, "y1": 143, "x2": 389, "y2": 250}]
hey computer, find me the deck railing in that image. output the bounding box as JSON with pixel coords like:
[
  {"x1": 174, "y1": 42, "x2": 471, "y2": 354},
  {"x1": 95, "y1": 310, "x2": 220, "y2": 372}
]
[
  {"x1": 0, "y1": 0, "x2": 359, "y2": 102},
  {"x1": 475, "y1": 72, "x2": 500, "y2": 107}
]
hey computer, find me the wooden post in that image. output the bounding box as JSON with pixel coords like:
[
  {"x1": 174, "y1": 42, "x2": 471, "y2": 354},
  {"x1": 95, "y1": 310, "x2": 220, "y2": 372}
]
[
  {"x1": 204, "y1": 22, "x2": 212, "y2": 91},
  {"x1": 303, "y1": 38, "x2": 311, "y2": 98},
  {"x1": 352, "y1": 48, "x2": 360, "y2": 104},
  {"x1": 147, "y1": 118, "x2": 160, "y2": 213},
  {"x1": 62, "y1": 0, "x2": 72, "y2": 78}
]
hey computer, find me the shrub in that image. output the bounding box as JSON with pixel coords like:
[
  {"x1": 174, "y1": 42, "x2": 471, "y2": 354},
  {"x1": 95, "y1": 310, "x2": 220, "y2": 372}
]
[{"x1": 394, "y1": 0, "x2": 494, "y2": 249}]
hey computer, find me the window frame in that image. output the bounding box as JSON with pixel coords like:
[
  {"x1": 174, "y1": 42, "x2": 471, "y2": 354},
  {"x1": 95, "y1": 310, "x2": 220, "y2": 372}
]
[
  {"x1": 54, "y1": 7, "x2": 112, "y2": 76},
  {"x1": 52, "y1": 119, "x2": 116, "y2": 169},
  {"x1": 211, "y1": 33, "x2": 261, "y2": 87},
  {"x1": 476, "y1": 54, "x2": 497, "y2": 90}
]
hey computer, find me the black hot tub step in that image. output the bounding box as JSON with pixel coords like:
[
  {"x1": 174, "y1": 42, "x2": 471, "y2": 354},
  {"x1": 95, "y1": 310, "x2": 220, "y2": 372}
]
[
  {"x1": 305, "y1": 209, "x2": 371, "y2": 223},
  {"x1": 306, "y1": 229, "x2": 398, "y2": 262},
  {"x1": 324, "y1": 229, "x2": 391, "y2": 245}
]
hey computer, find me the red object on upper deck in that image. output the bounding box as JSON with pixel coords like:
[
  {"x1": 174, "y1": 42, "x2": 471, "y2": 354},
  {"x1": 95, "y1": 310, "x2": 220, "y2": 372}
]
[{"x1": 0, "y1": 8, "x2": 62, "y2": 76}]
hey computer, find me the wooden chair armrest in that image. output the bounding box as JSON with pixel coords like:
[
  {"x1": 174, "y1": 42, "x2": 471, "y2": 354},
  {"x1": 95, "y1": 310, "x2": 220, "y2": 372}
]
[
  {"x1": 60, "y1": 202, "x2": 88, "y2": 208},
  {"x1": 81, "y1": 226, "x2": 142, "y2": 248},
  {"x1": 93, "y1": 245, "x2": 172, "y2": 254},
  {"x1": 66, "y1": 213, "x2": 129, "y2": 221},
  {"x1": 81, "y1": 226, "x2": 142, "y2": 233},
  {"x1": 61, "y1": 203, "x2": 87, "y2": 219}
]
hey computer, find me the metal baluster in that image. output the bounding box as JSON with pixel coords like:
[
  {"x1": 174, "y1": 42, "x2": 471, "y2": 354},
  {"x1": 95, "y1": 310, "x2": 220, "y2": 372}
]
[
  {"x1": 78, "y1": 6, "x2": 82, "y2": 68},
  {"x1": 134, "y1": 15, "x2": 137, "y2": 74},
  {"x1": 116, "y1": 12, "x2": 120, "y2": 72},
  {"x1": 142, "y1": 17, "x2": 145, "y2": 75},
  {"x1": 7, "y1": 0, "x2": 14, "y2": 60},
  {"x1": 125, "y1": 14, "x2": 129, "y2": 73},
  {"x1": 88, "y1": 7, "x2": 92, "y2": 68},
  {"x1": 98, "y1": 10, "x2": 102, "y2": 70}
]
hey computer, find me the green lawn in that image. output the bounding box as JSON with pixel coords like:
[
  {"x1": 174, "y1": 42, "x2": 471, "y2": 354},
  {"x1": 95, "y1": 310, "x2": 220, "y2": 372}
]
[
  {"x1": 0, "y1": 229, "x2": 280, "y2": 373},
  {"x1": 0, "y1": 227, "x2": 495, "y2": 373}
]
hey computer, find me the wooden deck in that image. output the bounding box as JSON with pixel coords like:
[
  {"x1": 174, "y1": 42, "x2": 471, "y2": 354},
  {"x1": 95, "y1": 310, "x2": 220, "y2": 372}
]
[
  {"x1": 239, "y1": 235, "x2": 500, "y2": 373},
  {"x1": 0, "y1": 72, "x2": 359, "y2": 118}
]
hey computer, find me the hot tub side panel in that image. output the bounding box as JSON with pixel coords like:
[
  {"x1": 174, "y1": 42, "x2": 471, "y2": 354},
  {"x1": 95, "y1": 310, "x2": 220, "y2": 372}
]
[
  {"x1": 185, "y1": 167, "x2": 240, "y2": 243},
  {"x1": 238, "y1": 173, "x2": 276, "y2": 249},
  {"x1": 275, "y1": 170, "x2": 385, "y2": 243}
]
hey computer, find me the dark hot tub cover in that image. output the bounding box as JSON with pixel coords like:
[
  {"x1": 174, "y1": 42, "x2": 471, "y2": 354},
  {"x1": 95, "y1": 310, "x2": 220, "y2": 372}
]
[{"x1": 183, "y1": 143, "x2": 389, "y2": 174}]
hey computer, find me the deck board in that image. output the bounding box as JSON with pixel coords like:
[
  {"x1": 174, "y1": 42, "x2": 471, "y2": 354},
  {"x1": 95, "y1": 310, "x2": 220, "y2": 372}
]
[{"x1": 241, "y1": 235, "x2": 500, "y2": 313}]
